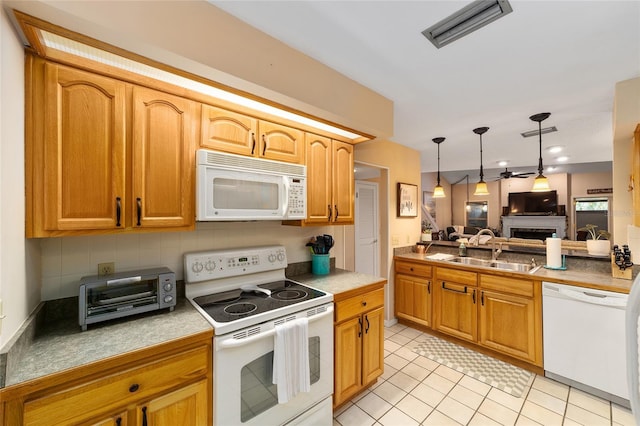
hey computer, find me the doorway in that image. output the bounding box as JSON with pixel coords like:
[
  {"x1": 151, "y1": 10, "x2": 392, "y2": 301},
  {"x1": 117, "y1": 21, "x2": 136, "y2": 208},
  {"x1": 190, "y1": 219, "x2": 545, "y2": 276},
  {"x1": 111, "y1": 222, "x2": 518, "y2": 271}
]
[
  {"x1": 355, "y1": 181, "x2": 379, "y2": 275},
  {"x1": 574, "y1": 197, "x2": 610, "y2": 240}
]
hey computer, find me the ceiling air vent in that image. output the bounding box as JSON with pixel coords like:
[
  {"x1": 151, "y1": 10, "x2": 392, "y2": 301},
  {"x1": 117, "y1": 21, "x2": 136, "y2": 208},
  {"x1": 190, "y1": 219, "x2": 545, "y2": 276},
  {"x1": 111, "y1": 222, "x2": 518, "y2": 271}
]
[
  {"x1": 521, "y1": 126, "x2": 558, "y2": 138},
  {"x1": 422, "y1": 0, "x2": 513, "y2": 49}
]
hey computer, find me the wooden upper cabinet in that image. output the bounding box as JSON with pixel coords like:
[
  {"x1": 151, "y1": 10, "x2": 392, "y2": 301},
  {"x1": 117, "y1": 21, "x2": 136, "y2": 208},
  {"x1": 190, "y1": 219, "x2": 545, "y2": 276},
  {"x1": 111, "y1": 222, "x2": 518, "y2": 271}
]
[
  {"x1": 200, "y1": 104, "x2": 257, "y2": 156},
  {"x1": 200, "y1": 105, "x2": 304, "y2": 164},
  {"x1": 259, "y1": 120, "x2": 304, "y2": 164},
  {"x1": 132, "y1": 86, "x2": 196, "y2": 228},
  {"x1": 305, "y1": 134, "x2": 354, "y2": 224},
  {"x1": 43, "y1": 62, "x2": 126, "y2": 231},
  {"x1": 332, "y1": 140, "x2": 355, "y2": 223}
]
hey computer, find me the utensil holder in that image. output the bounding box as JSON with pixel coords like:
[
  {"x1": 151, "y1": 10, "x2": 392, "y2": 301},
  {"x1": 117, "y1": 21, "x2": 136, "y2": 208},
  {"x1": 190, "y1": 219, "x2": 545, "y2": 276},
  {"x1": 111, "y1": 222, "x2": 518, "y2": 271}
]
[
  {"x1": 611, "y1": 254, "x2": 632, "y2": 280},
  {"x1": 311, "y1": 254, "x2": 330, "y2": 275}
]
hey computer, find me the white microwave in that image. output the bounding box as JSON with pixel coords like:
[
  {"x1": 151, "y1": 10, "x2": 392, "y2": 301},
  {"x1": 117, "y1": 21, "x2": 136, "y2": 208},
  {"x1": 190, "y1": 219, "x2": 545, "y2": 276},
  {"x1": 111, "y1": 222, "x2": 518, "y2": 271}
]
[{"x1": 196, "y1": 149, "x2": 306, "y2": 221}]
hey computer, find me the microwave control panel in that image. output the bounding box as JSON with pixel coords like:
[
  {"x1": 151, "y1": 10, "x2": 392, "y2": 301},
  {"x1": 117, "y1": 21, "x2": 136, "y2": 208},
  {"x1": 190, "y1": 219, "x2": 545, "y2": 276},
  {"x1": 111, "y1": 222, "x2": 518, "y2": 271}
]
[{"x1": 286, "y1": 177, "x2": 306, "y2": 219}]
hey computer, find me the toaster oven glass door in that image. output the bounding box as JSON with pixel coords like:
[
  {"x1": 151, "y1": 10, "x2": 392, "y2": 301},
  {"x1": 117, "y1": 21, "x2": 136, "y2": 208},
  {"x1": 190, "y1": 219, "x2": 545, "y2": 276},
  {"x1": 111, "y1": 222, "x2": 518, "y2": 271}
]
[{"x1": 86, "y1": 279, "x2": 158, "y2": 317}]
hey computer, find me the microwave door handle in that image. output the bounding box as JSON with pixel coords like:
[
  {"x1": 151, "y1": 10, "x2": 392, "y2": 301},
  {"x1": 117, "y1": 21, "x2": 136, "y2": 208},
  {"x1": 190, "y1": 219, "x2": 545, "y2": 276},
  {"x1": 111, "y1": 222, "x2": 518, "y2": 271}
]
[
  {"x1": 282, "y1": 178, "x2": 290, "y2": 215},
  {"x1": 218, "y1": 308, "x2": 333, "y2": 349},
  {"x1": 107, "y1": 276, "x2": 143, "y2": 286}
]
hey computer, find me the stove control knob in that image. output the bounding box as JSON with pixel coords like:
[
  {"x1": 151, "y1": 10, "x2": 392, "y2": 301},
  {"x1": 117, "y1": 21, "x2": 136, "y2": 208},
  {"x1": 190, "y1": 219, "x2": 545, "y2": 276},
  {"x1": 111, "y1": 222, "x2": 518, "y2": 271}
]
[
  {"x1": 277, "y1": 252, "x2": 285, "y2": 262},
  {"x1": 164, "y1": 283, "x2": 173, "y2": 292},
  {"x1": 268, "y1": 253, "x2": 276, "y2": 263},
  {"x1": 192, "y1": 262, "x2": 204, "y2": 273},
  {"x1": 204, "y1": 260, "x2": 216, "y2": 271},
  {"x1": 164, "y1": 295, "x2": 174, "y2": 303}
]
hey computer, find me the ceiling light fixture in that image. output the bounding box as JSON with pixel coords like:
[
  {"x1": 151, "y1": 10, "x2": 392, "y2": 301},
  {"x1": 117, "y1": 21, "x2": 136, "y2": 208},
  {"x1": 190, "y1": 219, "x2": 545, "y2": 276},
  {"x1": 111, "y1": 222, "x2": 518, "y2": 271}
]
[
  {"x1": 421, "y1": 0, "x2": 513, "y2": 49},
  {"x1": 521, "y1": 125, "x2": 557, "y2": 138},
  {"x1": 530, "y1": 112, "x2": 552, "y2": 192},
  {"x1": 473, "y1": 127, "x2": 490, "y2": 196},
  {"x1": 432, "y1": 137, "x2": 446, "y2": 198},
  {"x1": 547, "y1": 145, "x2": 563, "y2": 154},
  {"x1": 498, "y1": 160, "x2": 508, "y2": 167},
  {"x1": 556, "y1": 156, "x2": 569, "y2": 162}
]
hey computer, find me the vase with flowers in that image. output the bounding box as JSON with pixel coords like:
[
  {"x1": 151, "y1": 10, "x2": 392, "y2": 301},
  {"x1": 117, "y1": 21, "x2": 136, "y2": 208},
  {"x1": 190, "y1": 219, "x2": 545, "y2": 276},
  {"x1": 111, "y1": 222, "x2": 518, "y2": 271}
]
[{"x1": 578, "y1": 224, "x2": 611, "y2": 255}]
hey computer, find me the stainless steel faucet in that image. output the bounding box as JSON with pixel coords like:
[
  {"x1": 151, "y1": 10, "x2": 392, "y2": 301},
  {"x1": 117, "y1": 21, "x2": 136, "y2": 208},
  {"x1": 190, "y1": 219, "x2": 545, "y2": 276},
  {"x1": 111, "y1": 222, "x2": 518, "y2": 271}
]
[{"x1": 475, "y1": 228, "x2": 500, "y2": 260}]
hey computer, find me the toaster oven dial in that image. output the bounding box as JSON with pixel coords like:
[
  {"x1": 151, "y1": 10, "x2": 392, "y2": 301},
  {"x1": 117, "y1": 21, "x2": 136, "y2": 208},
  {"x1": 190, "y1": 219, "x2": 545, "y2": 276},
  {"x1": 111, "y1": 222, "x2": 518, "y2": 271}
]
[
  {"x1": 164, "y1": 283, "x2": 173, "y2": 292},
  {"x1": 164, "y1": 295, "x2": 174, "y2": 303}
]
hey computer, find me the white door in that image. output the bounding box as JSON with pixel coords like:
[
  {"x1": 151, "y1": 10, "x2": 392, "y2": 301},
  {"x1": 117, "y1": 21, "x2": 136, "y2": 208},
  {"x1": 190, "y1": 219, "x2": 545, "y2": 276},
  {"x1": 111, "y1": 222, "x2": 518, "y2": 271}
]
[{"x1": 355, "y1": 181, "x2": 379, "y2": 275}]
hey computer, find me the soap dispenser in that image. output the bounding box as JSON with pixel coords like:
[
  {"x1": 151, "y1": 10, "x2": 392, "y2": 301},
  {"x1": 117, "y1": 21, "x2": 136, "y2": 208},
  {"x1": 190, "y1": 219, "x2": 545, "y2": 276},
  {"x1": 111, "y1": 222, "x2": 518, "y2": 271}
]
[{"x1": 459, "y1": 239, "x2": 467, "y2": 257}]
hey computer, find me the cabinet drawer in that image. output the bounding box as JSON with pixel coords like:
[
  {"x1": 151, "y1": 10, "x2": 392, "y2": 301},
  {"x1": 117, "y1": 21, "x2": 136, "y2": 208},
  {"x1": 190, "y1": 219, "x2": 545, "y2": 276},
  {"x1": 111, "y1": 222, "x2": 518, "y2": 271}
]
[
  {"x1": 480, "y1": 274, "x2": 534, "y2": 297},
  {"x1": 395, "y1": 261, "x2": 432, "y2": 278},
  {"x1": 435, "y1": 267, "x2": 477, "y2": 286},
  {"x1": 23, "y1": 345, "x2": 209, "y2": 426},
  {"x1": 336, "y1": 288, "x2": 384, "y2": 323}
]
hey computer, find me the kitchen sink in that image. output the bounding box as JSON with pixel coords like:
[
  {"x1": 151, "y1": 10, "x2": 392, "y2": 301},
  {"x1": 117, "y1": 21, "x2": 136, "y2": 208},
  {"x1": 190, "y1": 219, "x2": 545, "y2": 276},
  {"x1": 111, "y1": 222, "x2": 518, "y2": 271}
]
[{"x1": 446, "y1": 257, "x2": 539, "y2": 273}]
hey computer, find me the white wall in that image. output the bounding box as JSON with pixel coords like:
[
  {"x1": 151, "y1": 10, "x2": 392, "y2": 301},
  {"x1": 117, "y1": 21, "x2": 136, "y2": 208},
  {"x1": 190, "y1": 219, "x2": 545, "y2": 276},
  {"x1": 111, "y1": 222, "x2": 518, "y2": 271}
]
[{"x1": 0, "y1": 2, "x2": 41, "y2": 347}]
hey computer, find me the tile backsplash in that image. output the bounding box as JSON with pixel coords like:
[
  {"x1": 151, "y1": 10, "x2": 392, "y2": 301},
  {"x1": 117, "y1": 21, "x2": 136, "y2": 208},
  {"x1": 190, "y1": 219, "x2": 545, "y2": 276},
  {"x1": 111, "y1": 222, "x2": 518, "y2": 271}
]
[{"x1": 39, "y1": 221, "x2": 345, "y2": 300}]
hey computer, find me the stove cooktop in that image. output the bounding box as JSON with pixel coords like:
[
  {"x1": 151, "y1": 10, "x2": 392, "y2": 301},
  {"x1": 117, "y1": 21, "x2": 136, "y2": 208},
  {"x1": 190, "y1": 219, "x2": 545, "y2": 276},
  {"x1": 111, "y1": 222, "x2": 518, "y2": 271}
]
[{"x1": 192, "y1": 280, "x2": 326, "y2": 323}]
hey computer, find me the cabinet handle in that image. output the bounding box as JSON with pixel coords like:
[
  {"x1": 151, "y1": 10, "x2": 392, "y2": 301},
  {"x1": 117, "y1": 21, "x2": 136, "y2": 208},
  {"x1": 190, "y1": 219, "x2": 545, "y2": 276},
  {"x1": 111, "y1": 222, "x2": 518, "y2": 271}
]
[
  {"x1": 116, "y1": 418, "x2": 122, "y2": 426},
  {"x1": 262, "y1": 134, "x2": 267, "y2": 156},
  {"x1": 358, "y1": 317, "x2": 362, "y2": 337},
  {"x1": 441, "y1": 282, "x2": 467, "y2": 294},
  {"x1": 365, "y1": 315, "x2": 370, "y2": 333},
  {"x1": 129, "y1": 383, "x2": 139, "y2": 392},
  {"x1": 327, "y1": 205, "x2": 332, "y2": 221},
  {"x1": 427, "y1": 281, "x2": 431, "y2": 294},
  {"x1": 251, "y1": 133, "x2": 256, "y2": 155},
  {"x1": 481, "y1": 291, "x2": 485, "y2": 306},
  {"x1": 142, "y1": 406, "x2": 148, "y2": 426},
  {"x1": 362, "y1": 301, "x2": 367, "y2": 307},
  {"x1": 136, "y1": 197, "x2": 142, "y2": 226},
  {"x1": 116, "y1": 197, "x2": 121, "y2": 227},
  {"x1": 410, "y1": 267, "x2": 414, "y2": 272},
  {"x1": 472, "y1": 289, "x2": 476, "y2": 304},
  {"x1": 334, "y1": 205, "x2": 339, "y2": 221}
]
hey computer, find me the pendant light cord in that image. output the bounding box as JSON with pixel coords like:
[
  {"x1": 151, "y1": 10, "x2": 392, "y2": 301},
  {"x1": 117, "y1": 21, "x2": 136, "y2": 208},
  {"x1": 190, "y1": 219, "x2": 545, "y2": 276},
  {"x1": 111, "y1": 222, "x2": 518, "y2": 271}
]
[
  {"x1": 537, "y1": 120, "x2": 544, "y2": 176},
  {"x1": 479, "y1": 134, "x2": 485, "y2": 182}
]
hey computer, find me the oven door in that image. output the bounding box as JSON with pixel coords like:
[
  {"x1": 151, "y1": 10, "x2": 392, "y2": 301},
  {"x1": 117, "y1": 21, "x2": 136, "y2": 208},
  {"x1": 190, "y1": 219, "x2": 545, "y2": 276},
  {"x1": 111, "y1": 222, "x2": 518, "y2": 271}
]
[{"x1": 213, "y1": 304, "x2": 334, "y2": 426}]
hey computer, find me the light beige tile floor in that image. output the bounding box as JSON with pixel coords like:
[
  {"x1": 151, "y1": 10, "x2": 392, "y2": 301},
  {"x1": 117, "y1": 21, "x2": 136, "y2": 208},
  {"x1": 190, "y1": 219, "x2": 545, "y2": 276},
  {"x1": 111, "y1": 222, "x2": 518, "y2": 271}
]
[{"x1": 334, "y1": 323, "x2": 635, "y2": 426}]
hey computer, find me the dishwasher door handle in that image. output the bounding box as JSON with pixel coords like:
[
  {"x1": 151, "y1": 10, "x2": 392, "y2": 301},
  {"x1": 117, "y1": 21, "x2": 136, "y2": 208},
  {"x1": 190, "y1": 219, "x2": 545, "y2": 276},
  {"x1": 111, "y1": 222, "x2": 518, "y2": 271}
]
[{"x1": 556, "y1": 286, "x2": 627, "y2": 308}]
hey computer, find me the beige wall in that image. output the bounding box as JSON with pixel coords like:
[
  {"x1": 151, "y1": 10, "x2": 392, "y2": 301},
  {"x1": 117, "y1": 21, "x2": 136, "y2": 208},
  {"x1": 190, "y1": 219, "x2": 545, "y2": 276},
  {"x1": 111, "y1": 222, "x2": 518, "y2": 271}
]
[
  {"x1": 613, "y1": 77, "x2": 640, "y2": 245},
  {"x1": 355, "y1": 139, "x2": 421, "y2": 322}
]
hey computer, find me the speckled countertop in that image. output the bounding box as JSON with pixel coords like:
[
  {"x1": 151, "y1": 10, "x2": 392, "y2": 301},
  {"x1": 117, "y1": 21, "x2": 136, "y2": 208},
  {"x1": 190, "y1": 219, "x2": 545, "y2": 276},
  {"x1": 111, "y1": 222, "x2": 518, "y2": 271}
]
[
  {"x1": 395, "y1": 248, "x2": 637, "y2": 294},
  {"x1": 292, "y1": 268, "x2": 387, "y2": 301},
  {"x1": 1, "y1": 298, "x2": 212, "y2": 388},
  {"x1": 1, "y1": 267, "x2": 384, "y2": 390}
]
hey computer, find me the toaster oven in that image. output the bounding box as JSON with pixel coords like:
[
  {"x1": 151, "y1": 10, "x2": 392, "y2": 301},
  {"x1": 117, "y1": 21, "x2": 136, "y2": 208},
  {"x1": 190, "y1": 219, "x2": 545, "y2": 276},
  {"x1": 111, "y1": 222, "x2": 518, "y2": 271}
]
[{"x1": 79, "y1": 267, "x2": 176, "y2": 331}]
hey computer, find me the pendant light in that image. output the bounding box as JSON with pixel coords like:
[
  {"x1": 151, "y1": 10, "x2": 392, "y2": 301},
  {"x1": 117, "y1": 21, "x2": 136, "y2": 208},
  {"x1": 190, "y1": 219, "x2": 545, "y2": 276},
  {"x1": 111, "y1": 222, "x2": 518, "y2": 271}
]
[
  {"x1": 473, "y1": 127, "x2": 490, "y2": 196},
  {"x1": 432, "y1": 137, "x2": 446, "y2": 198},
  {"x1": 529, "y1": 112, "x2": 552, "y2": 192}
]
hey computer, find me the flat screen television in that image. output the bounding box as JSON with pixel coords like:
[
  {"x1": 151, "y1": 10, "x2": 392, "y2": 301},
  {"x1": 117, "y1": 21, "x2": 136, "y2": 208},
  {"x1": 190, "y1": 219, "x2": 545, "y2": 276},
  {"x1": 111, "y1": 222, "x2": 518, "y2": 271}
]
[{"x1": 508, "y1": 191, "x2": 558, "y2": 215}]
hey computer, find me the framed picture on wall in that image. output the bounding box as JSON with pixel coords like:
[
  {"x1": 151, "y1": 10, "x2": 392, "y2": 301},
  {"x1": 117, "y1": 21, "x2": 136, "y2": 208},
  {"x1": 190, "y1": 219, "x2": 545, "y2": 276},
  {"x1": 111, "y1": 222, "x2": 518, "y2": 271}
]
[{"x1": 397, "y1": 182, "x2": 418, "y2": 217}]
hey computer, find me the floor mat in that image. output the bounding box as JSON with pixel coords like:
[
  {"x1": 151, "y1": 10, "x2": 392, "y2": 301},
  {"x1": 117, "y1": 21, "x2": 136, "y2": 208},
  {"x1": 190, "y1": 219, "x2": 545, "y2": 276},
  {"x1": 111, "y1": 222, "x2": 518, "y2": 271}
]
[{"x1": 413, "y1": 335, "x2": 532, "y2": 397}]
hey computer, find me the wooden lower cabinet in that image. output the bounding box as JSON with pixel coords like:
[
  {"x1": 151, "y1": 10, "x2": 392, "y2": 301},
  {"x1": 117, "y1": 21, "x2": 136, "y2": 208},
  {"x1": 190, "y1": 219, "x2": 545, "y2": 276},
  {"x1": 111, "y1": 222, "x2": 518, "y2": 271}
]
[
  {"x1": 394, "y1": 261, "x2": 433, "y2": 327},
  {"x1": 2, "y1": 332, "x2": 212, "y2": 426},
  {"x1": 334, "y1": 284, "x2": 385, "y2": 407},
  {"x1": 433, "y1": 267, "x2": 478, "y2": 343}
]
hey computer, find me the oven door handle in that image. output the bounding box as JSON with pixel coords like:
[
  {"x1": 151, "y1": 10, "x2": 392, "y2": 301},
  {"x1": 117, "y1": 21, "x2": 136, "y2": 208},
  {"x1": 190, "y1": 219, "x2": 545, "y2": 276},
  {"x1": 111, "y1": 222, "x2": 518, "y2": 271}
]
[{"x1": 218, "y1": 307, "x2": 333, "y2": 349}]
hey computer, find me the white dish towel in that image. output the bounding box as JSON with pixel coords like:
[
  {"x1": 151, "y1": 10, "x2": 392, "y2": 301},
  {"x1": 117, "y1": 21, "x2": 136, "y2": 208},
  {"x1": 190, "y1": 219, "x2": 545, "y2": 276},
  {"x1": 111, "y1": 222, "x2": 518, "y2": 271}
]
[{"x1": 272, "y1": 317, "x2": 310, "y2": 404}]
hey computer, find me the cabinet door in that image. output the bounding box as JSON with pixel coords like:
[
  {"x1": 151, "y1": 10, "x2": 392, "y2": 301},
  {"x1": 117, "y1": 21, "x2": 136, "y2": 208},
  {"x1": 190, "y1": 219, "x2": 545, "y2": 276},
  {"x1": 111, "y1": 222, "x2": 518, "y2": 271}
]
[
  {"x1": 479, "y1": 290, "x2": 537, "y2": 363},
  {"x1": 413, "y1": 278, "x2": 432, "y2": 328},
  {"x1": 395, "y1": 274, "x2": 414, "y2": 318},
  {"x1": 305, "y1": 134, "x2": 333, "y2": 223},
  {"x1": 83, "y1": 413, "x2": 128, "y2": 426},
  {"x1": 132, "y1": 86, "x2": 195, "y2": 228},
  {"x1": 43, "y1": 63, "x2": 126, "y2": 231},
  {"x1": 259, "y1": 120, "x2": 304, "y2": 163},
  {"x1": 334, "y1": 316, "x2": 362, "y2": 407},
  {"x1": 200, "y1": 104, "x2": 257, "y2": 155},
  {"x1": 362, "y1": 307, "x2": 384, "y2": 385},
  {"x1": 332, "y1": 140, "x2": 354, "y2": 223},
  {"x1": 137, "y1": 380, "x2": 208, "y2": 426},
  {"x1": 434, "y1": 280, "x2": 477, "y2": 342}
]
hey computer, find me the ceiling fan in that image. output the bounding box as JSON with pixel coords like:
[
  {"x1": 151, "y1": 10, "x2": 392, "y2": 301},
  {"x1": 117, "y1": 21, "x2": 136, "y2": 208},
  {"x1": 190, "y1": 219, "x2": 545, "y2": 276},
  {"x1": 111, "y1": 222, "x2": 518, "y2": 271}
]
[{"x1": 493, "y1": 168, "x2": 535, "y2": 180}]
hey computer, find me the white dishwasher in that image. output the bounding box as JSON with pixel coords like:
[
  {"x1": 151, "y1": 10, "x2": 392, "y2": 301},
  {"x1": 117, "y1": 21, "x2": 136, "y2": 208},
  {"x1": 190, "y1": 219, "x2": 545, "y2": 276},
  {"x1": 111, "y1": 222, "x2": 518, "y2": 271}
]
[{"x1": 543, "y1": 281, "x2": 629, "y2": 405}]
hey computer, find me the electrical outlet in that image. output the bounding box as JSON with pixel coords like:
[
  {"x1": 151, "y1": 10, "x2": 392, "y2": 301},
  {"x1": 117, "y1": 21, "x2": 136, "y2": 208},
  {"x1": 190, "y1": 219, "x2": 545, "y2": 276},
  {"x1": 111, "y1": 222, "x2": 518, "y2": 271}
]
[
  {"x1": 98, "y1": 262, "x2": 115, "y2": 276},
  {"x1": 392, "y1": 235, "x2": 400, "y2": 246},
  {"x1": 406, "y1": 235, "x2": 410, "y2": 243}
]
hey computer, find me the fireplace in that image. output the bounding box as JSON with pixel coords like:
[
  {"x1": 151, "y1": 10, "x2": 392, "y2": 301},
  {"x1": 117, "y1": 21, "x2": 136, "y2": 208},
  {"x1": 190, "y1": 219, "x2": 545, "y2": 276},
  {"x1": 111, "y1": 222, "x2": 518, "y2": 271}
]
[
  {"x1": 511, "y1": 228, "x2": 556, "y2": 239},
  {"x1": 502, "y1": 216, "x2": 566, "y2": 239}
]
